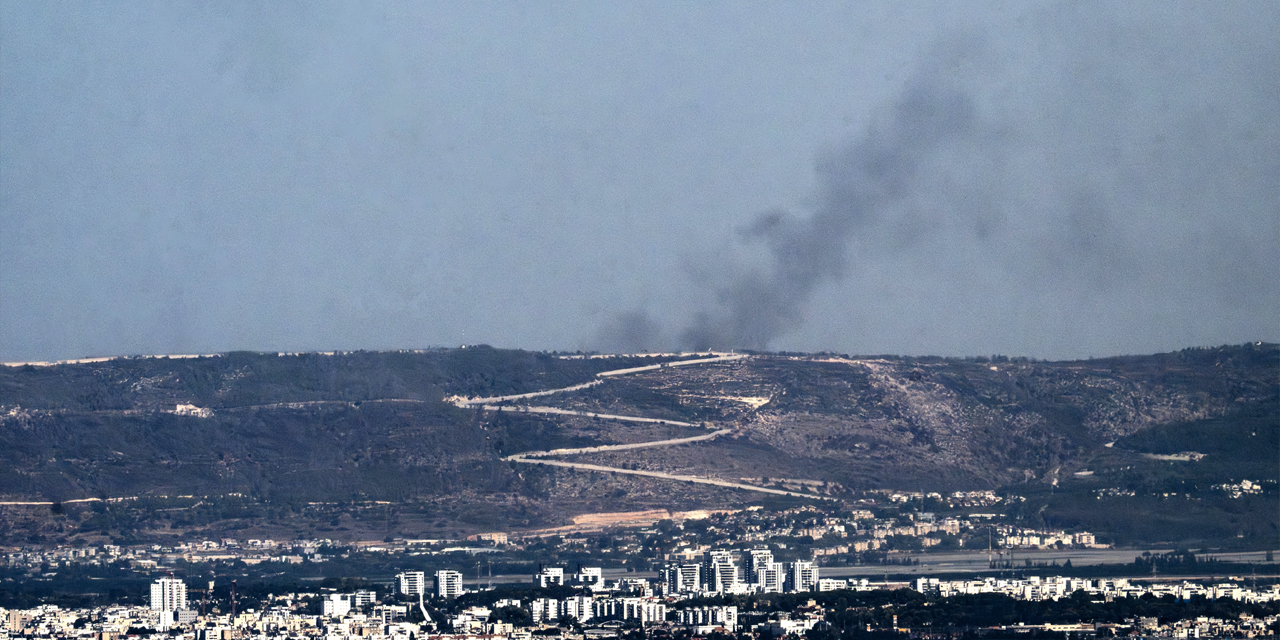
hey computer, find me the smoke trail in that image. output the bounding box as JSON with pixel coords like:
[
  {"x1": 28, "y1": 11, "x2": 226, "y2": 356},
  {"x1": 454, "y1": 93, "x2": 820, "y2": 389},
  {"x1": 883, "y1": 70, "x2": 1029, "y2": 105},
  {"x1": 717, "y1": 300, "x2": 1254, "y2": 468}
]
[
  {"x1": 593, "y1": 309, "x2": 664, "y2": 354},
  {"x1": 679, "y1": 78, "x2": 978, "y2": 350}
]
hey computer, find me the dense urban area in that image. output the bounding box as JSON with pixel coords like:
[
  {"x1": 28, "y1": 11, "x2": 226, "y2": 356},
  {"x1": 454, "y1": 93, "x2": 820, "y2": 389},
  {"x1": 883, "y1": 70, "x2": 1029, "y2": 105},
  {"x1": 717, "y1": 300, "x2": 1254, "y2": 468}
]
[{"x1": 4, "y1": 502, "x2": 1278, "y2": 639}]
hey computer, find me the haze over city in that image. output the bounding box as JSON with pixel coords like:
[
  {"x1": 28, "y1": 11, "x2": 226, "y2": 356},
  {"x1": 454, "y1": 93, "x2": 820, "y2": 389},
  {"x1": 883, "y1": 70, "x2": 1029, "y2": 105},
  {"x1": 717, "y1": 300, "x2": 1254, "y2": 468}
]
[{"x1": 2, "y1": 2, "x2": 1277, "y2": 362}]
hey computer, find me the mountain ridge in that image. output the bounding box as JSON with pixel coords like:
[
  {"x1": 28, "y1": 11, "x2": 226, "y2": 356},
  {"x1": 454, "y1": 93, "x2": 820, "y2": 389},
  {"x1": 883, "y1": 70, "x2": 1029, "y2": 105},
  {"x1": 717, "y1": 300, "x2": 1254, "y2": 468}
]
[{"x1": 0, "y1": 343, "x2": 1274, "y2": 546}]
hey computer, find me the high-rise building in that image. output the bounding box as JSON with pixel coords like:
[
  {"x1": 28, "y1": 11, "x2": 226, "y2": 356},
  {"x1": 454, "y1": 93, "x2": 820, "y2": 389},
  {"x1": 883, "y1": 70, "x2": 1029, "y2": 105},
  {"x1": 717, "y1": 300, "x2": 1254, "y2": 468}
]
[
  {"x1": 661, "y1": 563, "x2": 702, "y2": 594},
  {"x1": 786, "y1": 561, "x2": 818, "y2": 593},
  {"x1": 744, "y1": 548, "x2": 774, "y2": 588},
  {"x1": 398, "y1": 571, "x2": 426, "y2": 597},
  {"x1": 761, "y1": 561, "x2": 785, "y2": 593},
  {"x1": 436, "y1": 570, "x2": 463, "y2": 599},
  {"x1": 531, "y1": 598, "x2": 560, "y2": 623},
  {"x1": 150, "y1": 577, "x2": 188, "y2": 612},
  {"x1": 564, "y1": 595, "x2": 594, "y2": 622},
  {"x1": 704, "y1": 550, "x2": 739, "y2": 594}
]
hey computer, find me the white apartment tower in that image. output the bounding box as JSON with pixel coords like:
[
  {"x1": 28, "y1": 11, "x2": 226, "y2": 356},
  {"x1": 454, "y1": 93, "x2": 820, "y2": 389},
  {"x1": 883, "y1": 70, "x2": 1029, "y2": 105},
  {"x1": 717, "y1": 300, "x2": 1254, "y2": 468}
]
[
  {"x1": 744, "y1": 548, "x2": 774, "y2": 589},
  {"x1": 149, "y1": 577, "x2": 188, "y2": 612},
  {"x1": 564, "y1": 594, "x2": 594, "y2": 622},
  {"x1": 436, "y1": 570, "x2": 464, "y2": 598},
  {"x1": 397, "y1": 571, "x2": 426, "y2": 597},
  {"x1": 760, "y1": 561, "x2": 785, "y2": 593},
  {"x1": 786, "y1": 561, "x2": 818, "y2": 593},
  {"x1": 661, "y1": 563, "x2": 702, "y2": 594},
  {"x1": 704, "y1": 550, "x2": 740, "y2": 594}
]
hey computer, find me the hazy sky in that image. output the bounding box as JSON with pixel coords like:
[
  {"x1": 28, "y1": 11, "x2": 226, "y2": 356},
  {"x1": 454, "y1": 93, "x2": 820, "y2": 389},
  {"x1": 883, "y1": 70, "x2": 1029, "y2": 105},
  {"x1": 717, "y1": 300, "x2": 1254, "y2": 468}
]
[{"x1": 3, "y1": 2, "x2": 1277, "y2": 362}]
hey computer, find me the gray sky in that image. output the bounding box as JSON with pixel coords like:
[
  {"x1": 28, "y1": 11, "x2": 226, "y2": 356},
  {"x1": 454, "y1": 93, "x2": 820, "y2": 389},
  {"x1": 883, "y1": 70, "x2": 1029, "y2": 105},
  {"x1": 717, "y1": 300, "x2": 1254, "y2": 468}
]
[{"x1": 2, "y1": 1, "x2": 1277, "y2": 362}]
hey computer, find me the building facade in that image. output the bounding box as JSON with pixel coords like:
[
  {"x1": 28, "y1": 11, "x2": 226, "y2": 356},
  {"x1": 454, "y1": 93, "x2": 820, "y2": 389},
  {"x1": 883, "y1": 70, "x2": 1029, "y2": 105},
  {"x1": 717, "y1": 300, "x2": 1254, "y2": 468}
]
[
  {"x1": 149, "y1": 578, "x2": 188, "y2": 612},
  {"x1": 436, "y1": 570, "x2": 464, "y2": 599},
  {"x1": 398, "y1": 571, "x2": 426, "y2": 597}
]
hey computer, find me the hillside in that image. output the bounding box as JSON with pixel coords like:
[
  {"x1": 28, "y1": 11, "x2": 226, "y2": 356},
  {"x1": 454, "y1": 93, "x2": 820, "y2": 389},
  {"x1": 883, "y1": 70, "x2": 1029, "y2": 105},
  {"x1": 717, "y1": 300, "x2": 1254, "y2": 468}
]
[{"x1": 0, "y1": 344, "x2": 1275, "y2": 546}]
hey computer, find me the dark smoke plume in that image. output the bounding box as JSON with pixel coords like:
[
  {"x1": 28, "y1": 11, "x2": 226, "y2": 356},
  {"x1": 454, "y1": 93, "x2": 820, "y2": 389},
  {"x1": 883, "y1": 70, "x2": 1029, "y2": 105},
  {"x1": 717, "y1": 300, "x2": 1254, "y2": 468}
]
[
  {"x1": 679, "y1": 78, "x2": 978, "y2": 350},
  {"x1": 593, "y1": 309, "x2": 664, "y2": 354}
]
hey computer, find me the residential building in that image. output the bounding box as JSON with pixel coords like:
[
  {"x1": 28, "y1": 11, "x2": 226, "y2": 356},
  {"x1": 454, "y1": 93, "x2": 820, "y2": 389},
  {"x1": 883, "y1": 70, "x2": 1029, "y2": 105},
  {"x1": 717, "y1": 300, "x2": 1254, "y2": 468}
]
[
  {"x1": 530, "y1": 598, "x2": 559, "y2": 623},
  {"x1": 534, "y1": 566, "x2": 565, "y2": 588},
  {"x1": 621, "y1": 598, "x2": 666, "y2": 625},
  {"x1": 676, "y1": 606, "x2": 739, "y2": 632},
  {"x1": 745, "y1": 548, "x2": 774, "y2": 589},
  {"x1": 398, "y1": 571, "x2": 426, "y2": 597},
  {"x1": 575, "y1": 566, "x2": 604, "y2": 590},
  {"x1": 786, "y1": 561, "x2": 817, "y2": 593},
  {"x1": 704, "y1": 550, "x2": 739, "y2": 594},
  {"x1": 661, "y1": 563, "x2": 702, "y2": 595},
  {"x1": 564, "y1": 595, "x2": 594, "y2": 622},
  {"x1": 760, "y1": 561, "x2": 785, "y2": 593},
  {"x1": 323, "y1": 594, "x2": 352, "y2": 617},
  {"x1": 150, "y1": 577, "x2": 187, "y2": 612},
  {"x1": 436, "y1": 570, "x2": 464, "y2": 599},
  {"x1": 353, "y1": 589, "x2": 377, "y2": 607}
]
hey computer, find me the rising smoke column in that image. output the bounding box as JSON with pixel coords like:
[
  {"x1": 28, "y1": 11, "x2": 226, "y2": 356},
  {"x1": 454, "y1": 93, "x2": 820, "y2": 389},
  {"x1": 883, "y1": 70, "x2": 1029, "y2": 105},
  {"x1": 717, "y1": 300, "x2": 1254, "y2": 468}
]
[{"x1": 679, "y1": 78, "x2": 978, "y2": 350}]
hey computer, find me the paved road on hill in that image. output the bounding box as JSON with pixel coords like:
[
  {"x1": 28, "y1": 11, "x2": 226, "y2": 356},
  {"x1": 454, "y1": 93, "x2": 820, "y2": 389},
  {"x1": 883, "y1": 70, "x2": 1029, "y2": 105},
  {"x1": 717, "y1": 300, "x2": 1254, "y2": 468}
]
[
  {"x1": 506, "y1": 428, "x2": 734, "y2": 458},
  {"x1": 449, "y1": 380, "x2": 605, "y2": 406},
  {"x1": 448, "y1": 353, "x2": 748, "y2": 405},
  {"x1": 508, "y1": 456, "x2": 835, "y2": 500},
  {"x1": 594, "y1": 354, "x2": 748, "y2": 377},
  {"x1": 479, "y1": 404, "x2": 700, "y2": 427},
  {"x1": 448, "y1": 352, "x2": 832, "y2": 501}
]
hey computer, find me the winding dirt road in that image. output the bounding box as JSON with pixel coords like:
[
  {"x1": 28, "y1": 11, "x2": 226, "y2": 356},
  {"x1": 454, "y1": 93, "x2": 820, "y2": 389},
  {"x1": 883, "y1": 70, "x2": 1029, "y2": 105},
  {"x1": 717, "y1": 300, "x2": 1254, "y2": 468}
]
[
  {"x1": 453, "y1": 353, "x2": 831, "y2": 501},
  {"x1": 508, "y1": 457, "x2": 834, "y2": 500},
  {"x1": 477, "y1": 404, "x2": 700, "y2": 427},
  {"x1": 505, "y1": 428, "x2": 734, "y2": 458}
]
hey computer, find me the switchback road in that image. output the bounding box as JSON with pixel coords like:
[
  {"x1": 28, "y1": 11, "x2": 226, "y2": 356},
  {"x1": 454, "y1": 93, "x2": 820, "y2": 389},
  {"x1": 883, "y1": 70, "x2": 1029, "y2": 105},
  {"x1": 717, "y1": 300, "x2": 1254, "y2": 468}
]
[{"x1": 450, "y1": 353, "x2": 828, "y2": 501}]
